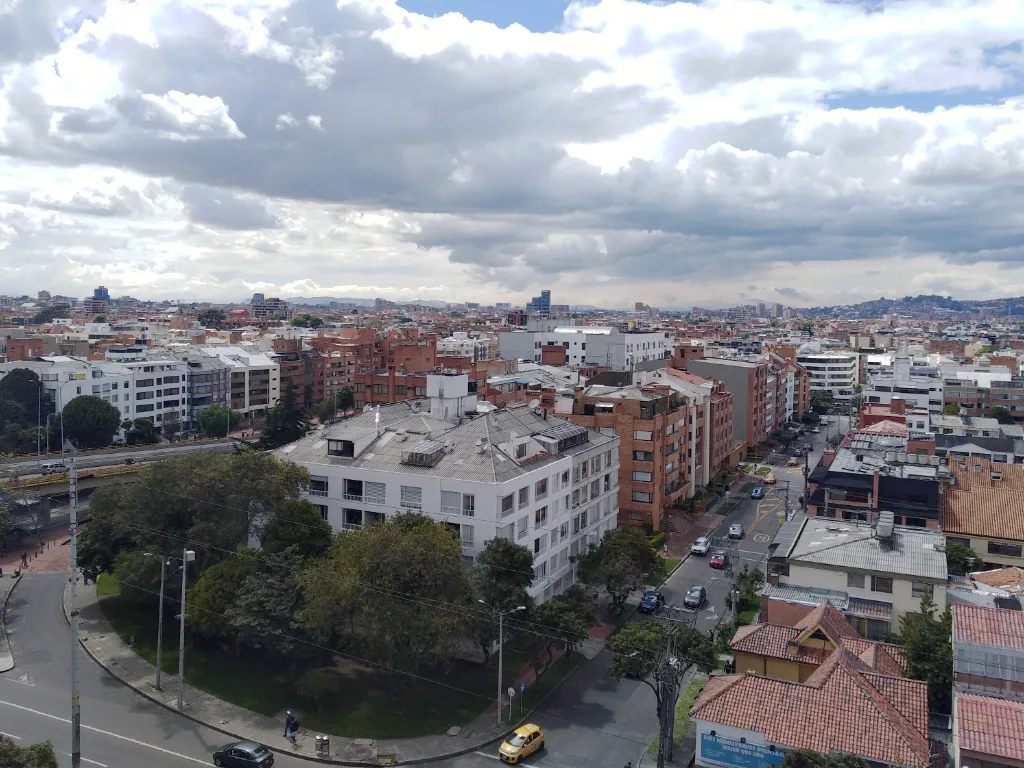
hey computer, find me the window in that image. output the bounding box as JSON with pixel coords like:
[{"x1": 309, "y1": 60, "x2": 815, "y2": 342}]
[
  {"x1": 604, "y1": 473, "x2": 611, "y2": 492},
  {"x1": 462, "y1": 494, "x2": 475, "y2": 517},
  {"x1": 599, "y1": 427, "x2": 615, "y2": 436},
  {"x1": 911, "y1": 582, "x2": 933, "y2": 599},
  {"x1": 847, "y1": 573, "x2": 865, "y2": 589},
  {"x1": 534, "y1": 534, "x2": 546, "y2": 554},
  {"x1": 591, "y1": 457, "x2": 601, "y2": 475},
  {"x1": 946, "y1": 536, "x2": 971, "y2": 548},
  {"x1": 365, "y1": 482, "x2": 386, "y2": 505},
  {"x1": 871, "y1": 576, "x2": 893, "y2": 594},
  {"x1": 590, "y1": 479, "x2": 599, "y2": 498},
  {"x1": 328, "y1": 440, "x2": 355, "y2": 458},
  {"x1": 560, "y1": 522, "x2": 569, "y2": 540},
  {"x1": 632, "y1": 491, "x2": 653, "y2": 503},
  {"x1": 400, "y1": 486, "x2": 422, "y2": 510},
  {"x1": 501, "y1": 494, "x2": 514, "y2": 517},
  {"x1": 561, "y1": 470, "x2": 570, "y2": 486},
  {"x1": 581, "y1": 462, "x2": 589, "y2": 480},
  {"x1": 442, "y1": 491, "x2": 461, "y2": 516},
  {"x1": 632, "y1": 471, "x2": 653, "y2": 482},
  {"x1": 605, "y1": 450, "x2": 613, "y2": 468},
  {"x1": 394, "y1": 385, "x2": 407, "y2": 395},
  {"x1": 572, "y1": 515, "x2": 581, "y2": 535},
  {"x1": 633, "y1": 450, "x2": 654, "y2": 461},
  {"x1": 572, "y1": 489, "x2": 580, "y2": 508},
  {"x1": 315, "y1": 504, "x2": 328, "y2": 521},
  {"x1": 633, "y1": 430, "x2": 653, "y2": 441},
  {"x1": 580, "y1": 509, "x2": 588, "y2": 527},
  {"x1": 988, "y1": 541, "x2": 1023, "y2": 557},
  {"x1": 516, "y1": 443, "x2": 527, "y2": 459},
  {"x1": 373, "y1": 383, "x2": 388, "y2": 394},
  {"x1": 461, "y1": 525, "x2": 474, "y2": 547},
  {"x1": 535, "y1": 506, "x2": 548, "y2": 527},
  {"x1": 519, "y1": 487, "x2": 530, "y2": 509},
  {"x1": 517, "y1": 516, "x2": 529, "y2": 539},
  {"x1": 534, "y1": 561, "x2": 547, "y2": 580},
  {"x1": 535, "y1": 478, "x2": 548, "y2": 499}
]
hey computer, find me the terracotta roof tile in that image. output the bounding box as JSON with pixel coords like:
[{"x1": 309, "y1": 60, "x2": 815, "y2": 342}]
[
  {"x1": 953, "y1": 603, "x2": 1024, "y2": 650},
  {"x1": 942, "y1": 459, "x2": 1024, "y2": 541},
  {"x1": 956, "y1": 692, "x2": 1024, "y2": 763},
  {"x1": 793, "y1": 602, "x2": 860, "y2": 641},
  {"x1": 971, "y1": 566, "x2": 1024, "y2": 594},
  {"x1": 692, "y1": 650, "x2": 930, "y2": 767}
]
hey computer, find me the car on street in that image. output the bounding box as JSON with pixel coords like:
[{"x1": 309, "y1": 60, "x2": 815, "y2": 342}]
[
  {"x1": 792, "y1": 448, "x2": 803, "y2": 458},
  {"x1": 683, "y1": 585, "x2": 707, "y2": 608},
  {"x1": 213, "y1": 741, "x2": 274, "y2": 767},
  {"x1": 787, "y1": 457, "x2": 800, "y2": 466},
  {"x1": 691, "y1": 536, "x2": 711, "y2": 555},
  {"x1": 750, "y1": 486, "x2": 764, "y2": 499},
  {"x1": 499, "y1": 724, "x2": 545, "y2": 763},
  {"x1": 728, "y1": 523, "x2": 744, "y2": 539},
  {"x1": 764, "y1": 473, "x2": 777, "y2": 484},
  {"x1": 639, "y1": 589, "x2": 666, "y2": 614},
  {"x1": 803, "y1": 443, "x2": 813, "y2": 451},
  {"x1": 812, "y1": 427, "x2": 821, "y2": 434},
  {"x1": 710, "y1": 552, "x2": 727, "y2": 569}
]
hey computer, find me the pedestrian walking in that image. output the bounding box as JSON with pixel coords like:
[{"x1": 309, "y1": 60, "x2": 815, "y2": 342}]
[
  {"x1": 289, "y1": 718, "x2": 300, "y2": 744},
  {"x1": 82, "y1": 568, "x2": 89, "y2": 585},
  {"x1": 284, "y1": 711, "x2": 295, "y2": 738}
]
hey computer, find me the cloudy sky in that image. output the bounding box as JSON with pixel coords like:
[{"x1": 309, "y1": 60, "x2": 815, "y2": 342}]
[{"x1": 1, "y1": 0, "x2": 1023, "y2": 309}]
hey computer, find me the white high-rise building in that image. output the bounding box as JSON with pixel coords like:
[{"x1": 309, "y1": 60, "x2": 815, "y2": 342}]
[{"x1": 796, "y1": 348, "x2": 859, "y2": 401}]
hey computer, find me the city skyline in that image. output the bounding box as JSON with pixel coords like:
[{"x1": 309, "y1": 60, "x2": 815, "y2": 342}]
[{"x1": 1, "y1": 0, "x2": 1023, "y2": 307}]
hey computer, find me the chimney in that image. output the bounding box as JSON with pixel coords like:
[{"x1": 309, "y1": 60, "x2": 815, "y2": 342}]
[{"x1": 872, "y1": 469, "x2": 880, "y2": 509}]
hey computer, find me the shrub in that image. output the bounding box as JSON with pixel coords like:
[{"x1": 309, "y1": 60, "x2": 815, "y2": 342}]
[{"x1": 648, "y1": 531, "x2": 668, "y2": 549}]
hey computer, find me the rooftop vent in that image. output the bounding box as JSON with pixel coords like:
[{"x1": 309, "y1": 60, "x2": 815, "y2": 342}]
[
  {"x1": 401, "y1": 439, "x2": 447, "y2": 468},
  {"x1": 876, "y1": 510, "x2": 895, "y2": 540},
  {"x1": 992, "y1": 471, "x2": 1002, "y2": 481}
]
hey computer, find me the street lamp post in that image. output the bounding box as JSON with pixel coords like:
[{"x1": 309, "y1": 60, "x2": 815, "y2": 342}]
[
  {"x1": 143, "y1": 553, "x2": 181, "y2": 691},
  {"x1": 479, "y1": 601, "x2": 526, "y2": 727},
  {"x1": 177, "y1": 549, "x2": 195, "y2": 710}
]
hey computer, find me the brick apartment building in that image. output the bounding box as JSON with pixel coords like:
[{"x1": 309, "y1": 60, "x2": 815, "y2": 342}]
[
  {"x1": 945, "y1": 376, "x2": 1024, "y2": 424},
  {"x1": 660, "y1": 367, "x2": 738, "y2": 480},
  {"x1": 686, "y1": 356, "x2": 769, "y2": 454}
]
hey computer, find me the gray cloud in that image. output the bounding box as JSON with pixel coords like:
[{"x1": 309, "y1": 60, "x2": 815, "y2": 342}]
[{"x1": 180, "y1": 185, "x2": 281, "y2": 230}]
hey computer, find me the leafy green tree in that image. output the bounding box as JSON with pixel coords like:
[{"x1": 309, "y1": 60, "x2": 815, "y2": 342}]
[
  {"x1": 900, "y1": 593, "x2": 953, "y2": 714},
  {"x1": 298, "y1": 513, "x2": 471, "y2": 682},
  {"x1": 126, "y1": 417, "x2": 159, "y2": 445},
  {"x1": 607, "y1": 621, "x2": 715, "y2": 718},
  {"x1": 575, "y1": 526, "x2": 663, "y2": 612},
  {"x1": 0, "y1": 734, "x2": 60, "y2": 768},
  {"x1": 185, "y1": 549, "x2": 259, "y2": 650},
  {"x1": 987, "y1": 406, "x2": 1015, "y2": 425},
  {"x1": 93, "y1": 314, "x2": 106, "y2": 322},
  {"x1": 0, "y1": 368, "x2": 46, "y2": 414},
  {"x1": 734, "y1": 563, "x2": 765, "y2": 610},
  {"x1": 336, "y1": 386, "x2": 354, "y2": 410},
  {"x1": 314, "y1": 398, "x2": 337, "y2": 423},
  {"x1": 780, "y1": 749, "x2": 868, "y2": 768},
  {"x1": 945, "y1": 542, "x2": 979, "y2": 576},
  {"x1": 289, "y1": 313, "x2": 324, "y2": 329},
  {"x1": 472, "y1": 538, "x2": 535, "y2": 661},
  {"x1": 197, "y1": 405, "x2": 243, "y2": 438},
  {"x1": 78, "y1": 452, "x2": 309, "y2": 573},
  {"x1": 57, "y1": 395, "x2": 121, "y2": 448},
  {"x1": 810, "y1": 390, "x2": 834, "y2": 415},
  {"x1": 110, "y1": 549, "x2": 164, "y2": 608},
  {"x1": 197, "y1": 308, "x2": 227, "y2": 329},
  {"x1": 32, "y1": 303, "x2": 71, "y2": 326},
  {"x1": 531, "y1": 586, "x2": 598, "y2": 673},
  {"x1": 941, "y1": 403, "x2": 961, "y2": 416},
  {"x1": 257, "y1": 384, "x2": 310, "y2": 449},
  {"x1": 162, "y1": 411, "x2": 181, "y2": 440},
  {"x1": 226, "y1": 546, "x2": 311, "y2": 658},
  {"x1": 261, "y1": 499, "x2": 332, "y2": 559},
  {"x1": 0, "y1": 499, "x2": 11, "y2": 552}
]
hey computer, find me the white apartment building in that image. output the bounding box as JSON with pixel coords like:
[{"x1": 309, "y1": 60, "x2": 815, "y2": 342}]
[
  {"x1": 499, "y1": 322, "x2": 670, "y2": 372},
  {"x1": 276, "y1": 374, "x2": 620, "y2": 604},
  {"x1": 438, "y1": 332, "x2": 491, "y2": 362},
  {"x1": 188, "y1": 346, "x2": 280, "y2": 417},
  {"x1": 796, "y1": 348, "x2": 859, "y2": 400},
  {"x1": 864, "y1": 356, "x2": 944, "y2": 413}
]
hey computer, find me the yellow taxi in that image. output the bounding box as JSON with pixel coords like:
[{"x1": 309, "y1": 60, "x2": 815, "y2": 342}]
[
  {"x1": 763, "y1": 473, "x2": 777, "y2": 485},
  {"x1": 498, "y1": 724, "x2": 545, "y2": 763}
]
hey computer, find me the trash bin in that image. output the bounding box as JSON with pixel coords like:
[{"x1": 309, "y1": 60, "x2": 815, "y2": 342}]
[{"x1": 315, "y1": 736, "x2": 330, "y2": 757}]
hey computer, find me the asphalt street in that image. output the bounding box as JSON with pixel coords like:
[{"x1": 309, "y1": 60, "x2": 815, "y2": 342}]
[{"x1": 0, "y1": 440, "x2": 236, "y2": 478}]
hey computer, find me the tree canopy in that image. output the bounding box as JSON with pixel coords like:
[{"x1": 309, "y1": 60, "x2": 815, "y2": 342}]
[
  {"x1": 261, "y1": 499, "x2": 332, "y2": 559},
  {"x1": 941, "y1": 402, "x2": 961, "y2": 416},
  {"x1": 0, "y1": 735, "x2": 60, "y2": 768},
  {"x1": 258, "y1": 384, "x2": 310, "y2": 449},
  {"x1": 810, "y1": 390, "x2": 834, "y2": 414},
  {"x1": 197, "y1": 405, "x2": 243, "y2": 437},
  {"x1": 197, "y1": 308, "x2": 227, "y2": 329},
  {"x1": 58, "y1": 395, "x2": 122, "y2": 448},
  {"x1": 900, "y1": 592, "x2": 953, "y2": 714},
  {"x1": 987, "y1": 406, "x2": 1016, "y2": 425},
  {"x1": 945, "y1": 542, "x2": 979, "y2": 576},
  {"x1": 529, "y1": 586, "x2": 598, "y2": 673},
  {"x1": 289, "y1": 313, "x2": 324, "y2": 328},
  {"x1": 780, "y1": 749, "x2": 868, "y2": 768},
  {"x1": 575, "y1": 526, "x2": 663, "y2": 612}
]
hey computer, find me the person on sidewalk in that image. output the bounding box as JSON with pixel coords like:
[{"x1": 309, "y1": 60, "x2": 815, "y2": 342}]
[
  {"x1": 284, "y1": 711, "x2": 295, "y2": 738},
  {"x1": 289, "y1": 718, "x2": 300, "y2": 744}
]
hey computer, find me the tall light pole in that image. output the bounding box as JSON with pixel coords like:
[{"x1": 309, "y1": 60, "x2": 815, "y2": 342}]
[
  {"x1": 68, "y1": 458, "x2": 81, "y2": 768},
  {"x1": 479, "y1": 601, "x2": 526, "y2": 726},
  {"x1": 177, "y1": 548, "x2": 195, "y2": 710},
  {"x1": 143, "y1": 553, "x2": 181, "y2": 691}
]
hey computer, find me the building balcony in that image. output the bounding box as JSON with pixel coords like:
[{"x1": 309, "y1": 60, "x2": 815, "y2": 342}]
[
  {"x1": 343, "y1": 493, "x2": 363, "y2": 502},
  {"x1": 340, "y1": 522, "x2": 362, "y2": 532},
  {"x1": 305, "y1": 489, "x2": 328, "y2": 498}
]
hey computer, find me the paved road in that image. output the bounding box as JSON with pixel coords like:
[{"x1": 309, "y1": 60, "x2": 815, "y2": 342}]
[
  {"x1": 0, "y1": 573, "x2": 309, "y2": 768},
  {"x1": 0, "y1": 440, "x2": 237, "y2": 479}
]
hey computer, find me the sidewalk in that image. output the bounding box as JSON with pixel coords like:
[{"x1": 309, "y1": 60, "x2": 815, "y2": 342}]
[
  {"x1": 0, "y1": 528, "x2": 72, "y2": 574},
  {"x1": 0, "y1": 574, "x2": 21, "y2": 672},
  {"x1": 64, "y1": 581, "x2": 595, "y2": 765}
]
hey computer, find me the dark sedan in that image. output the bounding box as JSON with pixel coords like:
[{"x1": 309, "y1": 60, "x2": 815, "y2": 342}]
[
  {"x1": 213, "y1": 741, "x2": 274, "y2": 768},
  {"x1": 638, "y1": 590, "x2": 666, "y2": 614}
]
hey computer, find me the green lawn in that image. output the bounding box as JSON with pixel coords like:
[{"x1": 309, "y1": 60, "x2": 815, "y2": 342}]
[
  {"x1": 95, "y1": 574, "x2": 575, "y2": 739},
  {"x1": 740, "y1": 482, "x2": 755, "y2": 494},
  {"x1": 738, "y1": 464, "x2": 752, "y2": 474},
  {"x1": 647, "y1": 676, "x2": 707, "y2": 754},
  {"x1": 738, "y1": 597, "x2": 762, "y2": 626},
  {"x1": 754, "y1": 466, "x2": 771, "y2": 476},
  {"x1": 661, "y1": 558, "x2": 681, "y2": 576}
]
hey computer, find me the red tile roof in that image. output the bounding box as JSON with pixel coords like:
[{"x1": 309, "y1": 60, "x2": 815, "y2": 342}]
[
  {"x1": 953, "y1": 603, "x2": 1024, "y2": 650},
  {"x1": 943, "y1": 459, "x2": 1024, "y2": 540},
  {"x1": 971, "y1": 566, "x2": 1024, "y2": 595},
  {"x1": 793, "y1": 602, "x2": 860, "y2": 642},
  {"x1": 692, "y1": 649, "x2": 930, "y2": 767},
  {"x1": 956, "y1": 692, "x2": 1024, "y2": 763}
]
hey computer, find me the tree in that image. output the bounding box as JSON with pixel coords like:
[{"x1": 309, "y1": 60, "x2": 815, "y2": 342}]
[
  {"x1": 0, "y1": 735, "x2": 60, "y2": 768},
  {"x1": 298, "y1": 513, "x2": 472, "y2": 682},
  {"x1": 941, "y1": 403, "x2": 961, "y2": 416},
  {"x1": 734, "y1": 563, "x2": 765, "y2": 610},
  {"x1": 531, "y1": 586, "x2": 598, "y2": 673},
  {"x1": 290, "y1": 313, "x2": 324, "y2": 329},
  {"x1": 780, "y1": 749, "x2": 868, "y2": 768},
  {"x1": 110, "y1": 549, "x2": 164, "y2": 608},
  {"x1": 987, "y1": 406, "x2": 1015, "y2": 425},
  {"x1": 57, "y1": 395, "x2": 121, "y2": 448},
  {"x1": 32, "y1": 303, "x2": 70, "y2": 325},
  {"x1": 472, "y1": 538, "x2": 535, "y2": 661},
  {"x1": 261, "y1": 499, "x2": 332, "y2": 559},
  {"x1": 197, "y1": 308, "x2": 227, "y2": 329},
  {"x1": 946, "y1": 542, "x2": 979, "y2": 576},
  {"x1": 197, "y1": 405, "x2": 243, "y2": 438},
  {"x1": 810, "y1": 390, "x2": 834, "y2": 415},
  {"x1": 185, "y1": 549, "x2": 259, "y2": 650},
  {"x1": 78, "y1": 452, "x2": 309, "y2": 573},
  {"x1": 336, "y1": 386, "x2": 354, "y2": 410},
  {"x1": 258, "y1": 384, "x2": 310, "y2": 449},
  {"x1": 0, "y1": 368, "x2": 46, "y2": 414},
  {"x1": 126, "y1": 417, "x2": 159, "y2": 445},
  {"x1": 575, "y1": 526, "x2": 663, "y2": 613},
  {"x1": 607, "y1": 620, "x2": 715, "y2": 718},
  {"x1": 900, "y1": 593, "x2": 953, "y2": 714},
  {"x1": 93, "y1": 314, "x2": 106, "y2": 322},
  {"x1": 162, "y1": 411, "x2": 181, "y2": 440}
]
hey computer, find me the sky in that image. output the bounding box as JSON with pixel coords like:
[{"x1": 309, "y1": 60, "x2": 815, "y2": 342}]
[{"x1": 1, "y1": 0, "x2": 1023, "y2": 309}]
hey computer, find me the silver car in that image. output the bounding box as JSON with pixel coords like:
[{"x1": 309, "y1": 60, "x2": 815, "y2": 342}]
[{"x1": 728, "y1": 523, "x2": 744, "y2": 539}]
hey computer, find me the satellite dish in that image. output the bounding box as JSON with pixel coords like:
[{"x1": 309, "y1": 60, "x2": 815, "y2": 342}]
[{"x1": 529, "y1": 399, "x2": 541, "y2": 409}]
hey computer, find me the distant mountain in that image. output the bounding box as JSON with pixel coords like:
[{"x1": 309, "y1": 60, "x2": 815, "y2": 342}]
[
  {"x1": 285, "y1": 296, "x2": 448, "y2": 309},
  {"x1": 807, "y1": 294, "x2": 1024, "y2": 317}
]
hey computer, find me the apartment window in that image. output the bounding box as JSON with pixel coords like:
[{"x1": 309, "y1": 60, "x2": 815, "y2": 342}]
[
  {"x1": 373, "y1": 383, "x2": 388, "y2": 394},
  {"x1": 515, "y1": 443, "x2": 527, "y2": 459},
  {"x1": 92, "y1": 385, "x2": 100, "y2": 394},
  {"x1": 633, "y1": 471, "x2": 653, "y2": 482},
  {"x1": 534, "y1": 534, "x2": 546, "y2": 554},
  {"x1": 847, "y1": 573, "x2": 865, "y2": 589},
  {"x1": 591, "y1": 457, "x2": 600, "y2": 475},
  {"x1": 517, "y1": 516, "x2": 529, "y2": 539},
  {"x1": 518, "y1": 487, "x2": 529, "y2": 509},
  {"x1": 634, "y1": 430, "x2": 653, "y2": 441},
  {"x1": 573, "y1": 466, "x2": 581, "y2": 484},
  {"x1": 561, "y1": 470, "x2": 570, "y2": 486},
  {"x1": 501, "y1": 494, "x2": 515, "y2": 517},
  {"x1": 315, "y1": 504, "x2": 328, "y2": 521},
  {"x1": 535, "y1": 506, "x2": 548, "y2": 527},
  {"x1": 124, "y1": 381, "x2": 129, "y2": 388},
  {"x1": 632, "y1": 491, "x2": 653, "y2": 504},
  {"x1": 136, "y1": 404, "x2": 154, "y2": 413},
  {"x1": 605, "y1": 450, "x2": 613, "y2": 468},
  {"x1": 400, "y1": 486, "x2": 422, "y2": 510},
  {"x1": 871, "y1": 576, "x2": 893, "y2": 594},
  {"x1": 633, "y1": 450, "x2": 654, "y2": 461},
  {"x1": 394, "y1": 385, "x2": 407, "y2": 395},
  {"x1": 572, "y1": 515, "x2": 581, "y2": 535},
  {"x1": 328, "y1": 440, "x2": 355, "y2": 458},
  {"x1": 534, "y1": 561, "x2": 547, "y2": 580},
  {"x1": 560, "y1": 522, "x2": 569, "y2": 540},
  {"x1": 946, "y1": 536, "x2": 971, "y2": 548},
  {"x1": 911, "y1": 582, "x2": 933, "y2": 600},
  {"x1": 604, "y1": 473, "x2": 611, "y2": 492},
  {"x1": 590, "y1": 479, "x2": 599, "y2": 498},
  {"x1": 535, "y1": 478, "x2": 548, "y2": 499},
  {"x1": 599, "y1": 427, "x2": 615, "y2": 437},
  {"x1": 581, "y1": 462, "x2": 589, "y2": 480},
  {"x1": 364, "y1": 482, "x2": 386, "y2": 505},
  {"x1": 988, "y1": 541, "x2": 1023, "y2": 557},
  {"x1": 442, "y1": 491, "x2": 462, "y2": 516},
  {"x1": 572, "y1": 488, "x2": 581, "y2": 508},
  {"x1": 461, "y1": 525, "x2": 474, "y2": 548}
]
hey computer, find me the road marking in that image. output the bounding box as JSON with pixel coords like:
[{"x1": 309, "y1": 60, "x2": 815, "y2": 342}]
[
  {"x1": 0, "y1": 699, "x2": 209, "y2": 765},
  {"x1": 0, "y1": 731, "x2": 22, "y2": 739},
  {"x1": 78, "y1": 756, "x2": 108, "y2": 767},
  {"x1": 474, "y1": 750, "x2": 500, "y2": 760},
  {"x1": 753, "y1": 533, "x2": 770, "y2": 543}
]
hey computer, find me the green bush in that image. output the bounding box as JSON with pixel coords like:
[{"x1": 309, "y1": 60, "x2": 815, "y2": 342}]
[{"x1": 648, "y1": 532, "x2": 668, "y2": 549}]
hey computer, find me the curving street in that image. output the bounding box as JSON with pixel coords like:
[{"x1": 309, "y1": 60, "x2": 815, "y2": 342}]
[{"x1": 0, "y1": 439, "x2": 237, "y2": 479}]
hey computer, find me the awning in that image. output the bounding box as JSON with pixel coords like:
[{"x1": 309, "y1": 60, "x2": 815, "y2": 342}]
[{"x1": 847, "y1": 598, "x2": 893, "y2": 619}]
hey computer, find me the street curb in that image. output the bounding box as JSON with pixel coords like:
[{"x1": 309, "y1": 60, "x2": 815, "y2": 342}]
[
  {"x1": 0, "y1": 574, "x2": 23, "y2": 673},
  {"x1": 59, "y1": 582, "x2": 544, "y2": 766}
]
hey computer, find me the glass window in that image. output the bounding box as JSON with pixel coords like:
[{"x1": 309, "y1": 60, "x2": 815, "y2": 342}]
[
  {"x1": 535, "y1": 506, "x2": 548, "y2": 527},
  {"x1": 517, "y1": 516, "x2": 529, "y2": 539},
  {"x1": 847, "y1": 573, "x2": 865, "y2": 589},
  {"x1": 501, "y1": 494, "x2": 514, "y2": 517},
  {"x1": 634, "y1": 430, "x2": 653, "y2": 441},
  {"x1": 633, "y1": 471, "x2": 653, "y2": 482},
  {"x1": 871, "y1": 576, "x2": 893, "y2": 594},
  {"x1": 519, "y1": 487, "x2": 530, "y2": 509},
  {"x1": 400, "y1": 485, "x2": 422, "y2": 509},
  {"x1": 364, "y1": 482, "x2": 386, "y2": 505},
  {"x1": 534, "y1": 534, "x2": 546, "y2": 554},
  {"x1": 516, "y1": 443, "x2": 527, "y2": 459},
  {"x1": 633, "y1": 450, "x2": 654, "y2": 461},
  {"x1": 988, "y1": 541, "x2": 1023, "y2": 557},
  {"x1": 599, "y1": 427, "x2": 615, "y2": 436},
  {"x1": 946, "y1": 536, "x2": 971, "y2": 548},
  {"x1": 632, "y1": 491, "x2": 653, "y2": 503},
  {"x1": 442, "y1": 490, "x2": 461, "y2": 515},
  {"x1": 911, "y1": 582, "x2": 933, "y2": 599},
  {"x1": 461, "y1": 525, "x2": 474, "y2": 547},
  {"x1": 462, "y1": 494, "x2": 475, "y2": 517},
  {"x1": 535, "y1": 478, "x2": 548, "y2": 499}
]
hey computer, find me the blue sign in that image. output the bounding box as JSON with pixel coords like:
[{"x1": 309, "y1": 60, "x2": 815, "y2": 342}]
[
  {"x1": 700, "y1": 733, "x2": 784, "y2": 768},
  {"x1": 520, "y1": 682, "x2": 526, "y2": 693}
]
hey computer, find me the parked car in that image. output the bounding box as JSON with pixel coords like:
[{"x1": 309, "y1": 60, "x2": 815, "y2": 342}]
[
  {"x1": 787, "y1": 457, "x2": 800, "y2": 466},
  {"x1": 728, "y1": 523, "x2": 744, "y2": 539},
  {"x1": 683, "y1": 585, "x2": 707, "y2": 608},
  {"x1": 812, "y1": 427, "x2": 821, "y2": 434},
  {"x1": 39, "y1": 461, "x2": 67, "y2": 475},
  {"x1": 691, "y1": 537, "x2": 711, "y2": 555},
  {"x1": 639, "y1": 590, "x2": 666, "y2": 614},
  {"x1": 750, "y1": 486, "x2": 764, "y2": 499},
  {"x1": 792, "y1": 449, "x2": 803, "y2": 458},
  {"x1": 213, "y1": 741, "x2": 274, "y2": 768},
  {"x1": 764, "y1": 473, "x2": 777, "y2": 485},
  {"x1": 499, "y1": 724, "x2": 545, "y2": 764},
  {"x1": 803, "y1": 443, "x2": 813, "y2": 451},
  {"x1": 710, "y1": 552, "x2": 727, "y2": 569}
]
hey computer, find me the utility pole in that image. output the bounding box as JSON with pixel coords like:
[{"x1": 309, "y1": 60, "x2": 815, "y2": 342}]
[
  {"x1": 176, "y1": 548, "x2": 195, "y2": 710},
  {"x1": 69, "y1": 459, "x2": 81, "y2": 768},
  {"x1": 656, "y1": 629, "x2": 688, "y2": 768}
]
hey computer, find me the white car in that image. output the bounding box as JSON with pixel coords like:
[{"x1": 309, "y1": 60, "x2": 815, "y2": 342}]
[{"x1": 691, "y1": 536, "x2": 711, "y2": 555}]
